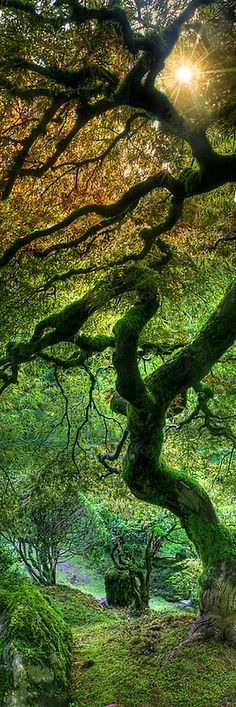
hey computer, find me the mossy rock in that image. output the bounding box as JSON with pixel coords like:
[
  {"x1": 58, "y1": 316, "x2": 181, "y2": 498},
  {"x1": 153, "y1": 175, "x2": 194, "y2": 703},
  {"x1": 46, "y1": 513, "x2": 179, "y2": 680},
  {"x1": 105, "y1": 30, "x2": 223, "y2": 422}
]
[
  {"x1": 105, "y1": 569, "x2": 133, "y2": 607},
  {"x1": 0, "y1": 578, "x2": 72, "y2": 706}
]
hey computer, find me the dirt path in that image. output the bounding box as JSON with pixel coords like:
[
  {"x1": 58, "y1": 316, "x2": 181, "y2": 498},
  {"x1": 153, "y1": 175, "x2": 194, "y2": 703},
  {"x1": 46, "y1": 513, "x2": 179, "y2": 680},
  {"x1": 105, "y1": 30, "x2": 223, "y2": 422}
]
[{"x1": 58, "y1": 559, "x2": 90, "y2": 586}]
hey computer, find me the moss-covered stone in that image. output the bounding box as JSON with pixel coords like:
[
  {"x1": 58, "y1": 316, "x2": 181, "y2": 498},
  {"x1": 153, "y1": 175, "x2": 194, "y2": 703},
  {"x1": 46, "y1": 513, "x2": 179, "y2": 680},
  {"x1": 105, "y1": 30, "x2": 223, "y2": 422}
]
[
  {"x1": 0, "y1": 577, "x2": 72, "y2": 706},
  {"x1": 105, "y1": 569, "x2": 133, "y2": 607}
]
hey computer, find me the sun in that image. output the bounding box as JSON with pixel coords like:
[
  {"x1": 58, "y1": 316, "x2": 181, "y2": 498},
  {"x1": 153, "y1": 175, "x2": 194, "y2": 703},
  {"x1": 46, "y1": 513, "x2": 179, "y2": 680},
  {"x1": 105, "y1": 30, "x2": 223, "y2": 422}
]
[
  {"x1": 176, "y1": 65, "x2": 193, "y2": 84},
  {"x1": 158, "y1": 36, "x2": 209, "y2": 114}
]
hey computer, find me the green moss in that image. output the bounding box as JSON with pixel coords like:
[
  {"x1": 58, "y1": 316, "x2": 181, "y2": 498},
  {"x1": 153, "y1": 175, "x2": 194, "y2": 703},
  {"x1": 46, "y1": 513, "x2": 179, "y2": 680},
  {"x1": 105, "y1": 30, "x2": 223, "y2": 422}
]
[
  {"x1": 187, "y1": 517, "x2": 236, "y2": 570},
  {"x1": 44, "y1": 585, "x2": 111, "y2": 627},
  {"x1": 105, "y1": 569, "x2": 133, "y2": 607},
  {"x1": 68, "y1": 609, "x2": 236, "y2": 707},
  {"x1": 0, "y1": 577, "x2": 72, "y2": 704},
  {"x1": 7, "y1": 584, "x2": 71, "y2": 674},
  {"x1": 74, "y1": 333, "x2": 114, "y2": 351}
]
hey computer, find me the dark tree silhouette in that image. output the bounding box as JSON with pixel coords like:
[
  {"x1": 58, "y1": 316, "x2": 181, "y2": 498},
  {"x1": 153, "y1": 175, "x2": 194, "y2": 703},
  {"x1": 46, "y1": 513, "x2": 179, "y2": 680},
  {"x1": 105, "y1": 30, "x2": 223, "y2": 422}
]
[{"x1": 0, "y1": 0, "x2": 235, "y2": 644}]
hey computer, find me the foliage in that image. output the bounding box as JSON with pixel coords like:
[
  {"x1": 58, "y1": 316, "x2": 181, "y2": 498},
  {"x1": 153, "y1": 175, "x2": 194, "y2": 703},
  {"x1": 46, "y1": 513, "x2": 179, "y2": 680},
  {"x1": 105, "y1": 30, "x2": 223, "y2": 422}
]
[
  {"x1": 0, "y1": 0, "x2": 235, "y2": 646},
  {"x1": 0, "y1": 541, "x2": 16, "y2": 574},
  {"x1": 152, "y1": 557, "x2": 201, "y2": 606},
  {"x1": 95, "y1": 498, "x2": 199, "y2": 608},
  {"x1": 107, "y1": 519, "x2": 177, "y2": 609},
  {"x1": 1, "y1": 483, "x2": 108, "y2": 585},
  {"x1": 100, "y1": 498, "x2": 195, "y2": 562}
]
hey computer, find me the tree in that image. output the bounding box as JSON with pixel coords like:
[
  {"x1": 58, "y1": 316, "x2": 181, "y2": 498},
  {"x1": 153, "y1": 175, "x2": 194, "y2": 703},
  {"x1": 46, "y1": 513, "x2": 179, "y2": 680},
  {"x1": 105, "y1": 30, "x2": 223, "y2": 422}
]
[
  {"x1": 1, "y1": 486, "x2": 108, "y2": 585},
  {"x1": 108, "y1": 519, "x2": 176, "y2": 610},
  {"x1": 0, "y1": 0, "x2": 235, "y2": 645}
]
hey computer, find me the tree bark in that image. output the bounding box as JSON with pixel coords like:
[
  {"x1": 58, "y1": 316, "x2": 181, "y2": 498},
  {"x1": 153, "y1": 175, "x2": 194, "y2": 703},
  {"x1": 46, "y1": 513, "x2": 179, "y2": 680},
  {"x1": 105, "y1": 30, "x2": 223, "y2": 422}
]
[{"x1": 113, "y1": 276, "x2": 236, "y2": 643}]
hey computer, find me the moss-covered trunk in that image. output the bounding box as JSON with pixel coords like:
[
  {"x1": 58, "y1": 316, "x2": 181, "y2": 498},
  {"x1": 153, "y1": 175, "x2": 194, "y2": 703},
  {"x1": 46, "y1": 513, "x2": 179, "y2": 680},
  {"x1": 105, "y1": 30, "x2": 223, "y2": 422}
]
[
  {"x1": 112, "y1": 275, "x2": 236, "y2": 643},
  {"x1": 122, "y1": 424, "x2": 236, "y2": 639}
]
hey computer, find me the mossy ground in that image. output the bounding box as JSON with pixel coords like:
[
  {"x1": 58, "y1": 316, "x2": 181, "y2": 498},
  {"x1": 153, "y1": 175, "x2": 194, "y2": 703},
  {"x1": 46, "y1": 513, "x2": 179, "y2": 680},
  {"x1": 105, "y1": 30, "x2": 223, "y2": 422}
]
[
  {"x1": 1, "y1": 579, "x2": 236, "y2": 706},
  {"x1": 44, "y1": 585, "x2": 111, "y2": 628},
  {"x1": 58, "y1": 588, "x2": 236, "y2": 707}
]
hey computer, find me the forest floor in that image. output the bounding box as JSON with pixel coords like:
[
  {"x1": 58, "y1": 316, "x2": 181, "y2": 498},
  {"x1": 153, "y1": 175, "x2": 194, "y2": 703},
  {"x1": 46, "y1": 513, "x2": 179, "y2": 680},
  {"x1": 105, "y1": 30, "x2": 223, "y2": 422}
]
[
  {"x1": 57, "y1": 556, "x2": 186, "y2": 613},
  {"x1": 45, "y1": 585, "x2": 236, "y2": 707}
]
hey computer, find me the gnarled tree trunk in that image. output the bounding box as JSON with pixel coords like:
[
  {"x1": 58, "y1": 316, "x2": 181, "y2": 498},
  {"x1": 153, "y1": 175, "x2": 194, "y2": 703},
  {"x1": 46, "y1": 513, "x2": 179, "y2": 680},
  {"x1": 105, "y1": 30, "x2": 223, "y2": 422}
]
[{"x1": 113, "y1": 275, "x2": 236, "y2": 643}]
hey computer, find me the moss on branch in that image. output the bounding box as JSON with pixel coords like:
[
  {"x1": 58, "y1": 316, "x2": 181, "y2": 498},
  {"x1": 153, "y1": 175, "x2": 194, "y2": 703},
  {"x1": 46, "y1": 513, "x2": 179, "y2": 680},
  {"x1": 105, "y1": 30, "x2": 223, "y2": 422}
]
[
  {"x1": 4, "y1": 266, "x2": 157, "y2": 376},
  {"x1": 113, "y1": 275, "x2": 159, "y2": 407},
  {"x1": 148, "y1": 278, "x2": 236, "y2": 409},
  {"x1": 74, "y1": 333, "x2": 115, "y2": 352},
  {"x1": 111, "y1": 275, "x2": 236, "y2": 582}
]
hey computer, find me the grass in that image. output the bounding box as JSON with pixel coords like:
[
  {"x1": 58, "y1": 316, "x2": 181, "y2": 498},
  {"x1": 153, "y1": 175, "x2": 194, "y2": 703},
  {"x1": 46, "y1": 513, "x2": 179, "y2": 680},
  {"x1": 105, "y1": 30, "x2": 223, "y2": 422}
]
[
  {"x1": 149, "y1": 595, "x2": 187, "y2": 613},
  {"x1": 44, "y1": 585, "x2": 236, "y2": 707},
  {"x1": 56, "y1": 554, "x2": 106, "y2": 597}
]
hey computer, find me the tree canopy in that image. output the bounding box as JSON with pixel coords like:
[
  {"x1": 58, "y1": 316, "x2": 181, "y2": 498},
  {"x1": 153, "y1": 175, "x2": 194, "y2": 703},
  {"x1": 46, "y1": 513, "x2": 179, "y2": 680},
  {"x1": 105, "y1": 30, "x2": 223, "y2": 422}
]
[{"x1": 0, "y1": 0, "x2": 236, "y2": 646}]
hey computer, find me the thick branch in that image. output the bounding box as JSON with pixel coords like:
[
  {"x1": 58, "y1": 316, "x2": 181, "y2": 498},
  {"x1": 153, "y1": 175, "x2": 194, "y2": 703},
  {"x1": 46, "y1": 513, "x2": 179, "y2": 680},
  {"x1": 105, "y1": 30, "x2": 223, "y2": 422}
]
[
  {"x1": 112, "y1": 277, "x2": 236, "y2": 570},
  {"x1": 113, "y1": 272, "x2": 159, "y2": 408},
  {"x1": 0, "y1": 171, "x2": 183, "y2": 266},
  {"x1": 149, "y1": 278, "x2": 236, "y2": 408},
  {"x1": 0, "y1": 266, "x2": 155, "y2": 383}
]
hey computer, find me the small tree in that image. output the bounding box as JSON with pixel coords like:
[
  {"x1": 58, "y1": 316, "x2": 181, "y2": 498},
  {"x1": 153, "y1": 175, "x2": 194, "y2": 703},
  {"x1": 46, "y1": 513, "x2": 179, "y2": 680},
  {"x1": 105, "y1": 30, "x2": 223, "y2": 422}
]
[
  {"x1": 2, "y1": 487, "x2": 107, "y2": 585},
  {"x1": 107, "y1": 521, "x2": 176, "y2": 610}
]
